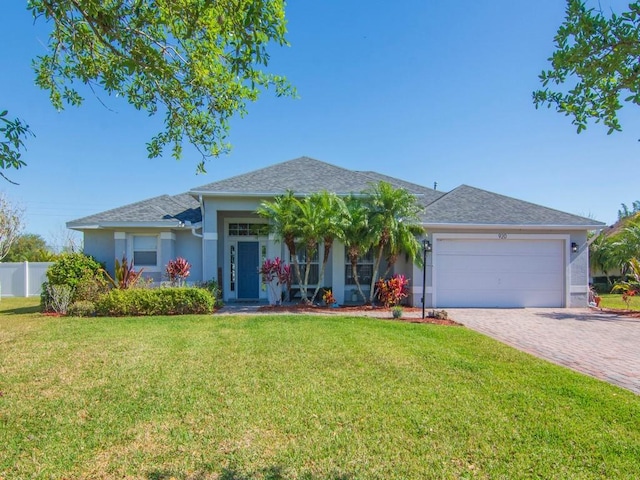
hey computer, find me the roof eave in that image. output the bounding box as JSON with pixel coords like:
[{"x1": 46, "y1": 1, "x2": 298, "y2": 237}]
[
  {"x1": 66, "y1": 220, "x2": 185, "y2": 230},
  {"x1": 421, "y1": 222, "x2": 606, "y2": 231}
]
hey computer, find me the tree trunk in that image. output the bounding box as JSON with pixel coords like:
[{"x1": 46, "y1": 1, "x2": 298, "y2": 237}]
[
  {"x1": 311, "y1": 238, "x2": 333, "y2": 303},
  {"x1": 382, "y1": 253, "x2": 398, "y2": 279},
  {"x1": 368, "y1": 243, "x2": 385, "y2": 303},
  {"x1": 351, "y1": 260, "x2": 367, "y2": 303},
  {"x1": 285, "y1": 239, "x2": 304, "y2": 302},
  {"x1": 300, "y1": 241, "x2": 317, "y2": 304}
]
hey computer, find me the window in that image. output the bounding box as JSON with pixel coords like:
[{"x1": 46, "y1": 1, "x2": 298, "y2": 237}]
[
  {"x1": 228, "y1": 223, "x2": 268, "y2": 236},
  {"x1": 345, "y1": 248, "x2": 374, "y2": 285},
  {"x1": 290, "y1": 246, "x2": 319, "y2": 285},
  {"x1": 133, "y1": 235, "x2": 158, "y2": 267}
]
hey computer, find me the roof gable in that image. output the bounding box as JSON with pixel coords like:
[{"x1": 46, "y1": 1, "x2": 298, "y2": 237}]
[
  {"x1": 422, "y1": 185, "x2": 604, "y2": 227},
  {"x1": 190, "y1": 156, "x2": 430, "y2": 196}
]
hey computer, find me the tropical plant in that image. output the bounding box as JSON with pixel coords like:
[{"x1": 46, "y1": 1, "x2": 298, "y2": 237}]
[
  {"x1": 375, "y1": 274, "x2": 410, "y2": 308},
  {"x1": 166, "y1": 257, "x2": 191, "y2": 286},
  {"x1": 619, "y1": 201, "x2": 640, "y2": 220},
  {"x1": 307, "y1": 191, "x2": 348, "y2": 303},
  {"x1": 612, "y1": 257, "x2": 640, "y2": 309},
  {"x1": 292, "y1": 195, "x2": 324, "y2": 303},
  {"x1": 322, "y1": 289, "x2": 336, "y2": 306},
  {"x1": 589, "y1": 233, "x2": 617, "y2": 286},
  {"x1": 343, "y1": 195, "x2": 375, "y2": 304},
  {"x1": 365, "y1": 181, "x2": 424, "y2": 302},
  {"x1": 260, "y1": 257, "x2": 291, "y2": 305},
  {"x1": 609, "y1": 224, "x2": 640, "y2": 278},
  {"x1": 102, "y1": 256, "x2": 144, "y2": 290},
  {"x1": 257, "y1": 191, "x2": 305, "y2": 296}
]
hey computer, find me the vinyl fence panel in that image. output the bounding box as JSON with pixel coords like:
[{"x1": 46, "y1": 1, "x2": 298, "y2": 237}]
[{"x1": 0, "y1": 262, "x2": 53, "y2": 297}]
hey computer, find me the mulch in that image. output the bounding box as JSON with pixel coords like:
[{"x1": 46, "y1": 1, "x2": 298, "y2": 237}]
[
  {"x1": 257, "y1": 304, "x2": 461, "y2": 326},
  {"x1": 592, "y1": 307, "x2": 640, "y2": 318}
]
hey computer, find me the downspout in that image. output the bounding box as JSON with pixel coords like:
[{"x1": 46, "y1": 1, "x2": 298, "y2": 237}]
[{"x1": 199, "y1": 195, "x2": 207, "y2": 282}]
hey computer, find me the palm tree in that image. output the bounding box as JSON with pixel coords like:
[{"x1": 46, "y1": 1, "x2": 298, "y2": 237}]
[
  {"x1": 364, "y1": 181, "x2": 424, "y2": 303},
  {"x1": 343, "y1": 195, "x2": 375, "y2": 303},
  {"x1": 294, "y1": 195, "x2": 324, "y2": 302},
  {"x1": 256, "y1": 191, "x2": 305, "y2": 292},
  {"x1": 589, "y1": 233, "x2": 616, "y2": 286},
  {"x1": 611, "y1": 224, "x2": 640, "y2": 278},
  {"x1": 307, "y1": 191, "x2": 348, "y2": 303}
]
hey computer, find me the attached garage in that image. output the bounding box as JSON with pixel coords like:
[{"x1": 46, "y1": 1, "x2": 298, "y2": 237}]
[{"x1": 433, "y1": 235, "x2": 566, "y2": 308}]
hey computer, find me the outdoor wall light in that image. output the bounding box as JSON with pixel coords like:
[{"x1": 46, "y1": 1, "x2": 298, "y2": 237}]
[{"x1": 571, "y1": 242, "x2": 579, "y2": 253}]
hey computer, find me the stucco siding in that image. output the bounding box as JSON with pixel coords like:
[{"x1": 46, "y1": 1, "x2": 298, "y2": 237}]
[
  {"x1": 175, "y1": 231, "x2": 203, "y2": 283},
  {"x1": 83, "y1": 231, "x2": 116, "y2": 274}
]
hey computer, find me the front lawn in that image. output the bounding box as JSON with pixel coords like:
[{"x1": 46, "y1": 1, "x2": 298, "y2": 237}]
[{"x1": 1, "y1": 298, "x2": 639, "y2": 479}]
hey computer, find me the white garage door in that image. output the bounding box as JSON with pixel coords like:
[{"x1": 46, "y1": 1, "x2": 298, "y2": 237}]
[{"x1": 435, "y1": 238, "x2": 565, "y2": 308}]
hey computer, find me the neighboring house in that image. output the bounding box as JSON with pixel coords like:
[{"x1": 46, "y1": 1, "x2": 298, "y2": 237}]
[{"x1": 67, "y1": 157, "x2": 605, "y2": 308}]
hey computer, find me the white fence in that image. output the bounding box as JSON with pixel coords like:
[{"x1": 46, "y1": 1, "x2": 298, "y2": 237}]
[{"x1": 0, "y1": 262, "x2": 53, "y2": 297}]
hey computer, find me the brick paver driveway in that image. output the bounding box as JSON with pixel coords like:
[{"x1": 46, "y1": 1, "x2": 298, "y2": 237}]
[{"x1": 448, "y1": 308, "x2": 640, "y2": 395}]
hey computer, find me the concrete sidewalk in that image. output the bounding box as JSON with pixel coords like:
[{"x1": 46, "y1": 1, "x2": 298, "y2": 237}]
[{"x1": 449, "y1": 308, "x2": 640, "y2": 395}]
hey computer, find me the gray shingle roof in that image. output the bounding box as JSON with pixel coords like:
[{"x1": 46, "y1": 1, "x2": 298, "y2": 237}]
[
  {"x1": 190, "y1": 156, "x2": 432, "y2": 196},
  {"x1": 67, "y1": 193, "x2": 201, "y2": 227},
  {"x1": 421, "y1": 185, "x2": 604, "y2": 227},
  {"x1": 357, "y1": 170, "x2": 445, "y2": 205},
  {"x1": 67, "y1": 158, "x2": 604, "y2": 229}
]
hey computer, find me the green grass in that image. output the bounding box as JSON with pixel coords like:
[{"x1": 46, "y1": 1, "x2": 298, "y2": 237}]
[
  {"x1": 1, "y1": 298, "x2": 639, "y2": 479},
  {"x1": 598, "y1": 293, "x2": 640, "y2": 311}
]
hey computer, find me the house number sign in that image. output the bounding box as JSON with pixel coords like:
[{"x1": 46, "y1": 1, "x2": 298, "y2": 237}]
[{"x1": 497, "y1": 233, "x2": 508, "y2": 239}]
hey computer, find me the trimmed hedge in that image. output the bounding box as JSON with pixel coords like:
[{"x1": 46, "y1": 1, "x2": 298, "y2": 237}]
[{"x1": 95, "y1": 287, "x2": 215, "y2": 316}]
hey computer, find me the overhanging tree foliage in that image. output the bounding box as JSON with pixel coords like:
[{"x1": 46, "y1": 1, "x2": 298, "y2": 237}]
[
  {"x1": 0, "y1": 111, "x2": 33, "y2": 184},
  {"x1": 534, "y1": 0, "x2": 640, "y2": 135},
  {"x1": 1, "y1": 1, "x2": 293, "y2": 179}
]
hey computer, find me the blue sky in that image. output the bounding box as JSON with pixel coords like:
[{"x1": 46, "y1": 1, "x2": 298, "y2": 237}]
[{"x1": 2, "y1": 1, "x2": 637, "y2": 249}]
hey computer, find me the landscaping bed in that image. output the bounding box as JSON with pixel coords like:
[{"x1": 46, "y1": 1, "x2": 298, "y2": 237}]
[{"x1": 257, "y1": 303, "x2": 461, "y2": 325}]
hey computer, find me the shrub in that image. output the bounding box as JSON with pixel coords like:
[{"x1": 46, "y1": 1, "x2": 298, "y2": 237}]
[
  {"x1": 196, "y1": 280, "x2": 222, "y2": 307},
  {"x1": 375, "y1": 274, "x2": 410, "y2": 307},
  {"x1": 74, "y1": 275, "x2": 110, "y2": 303},
  {"x1": 68, "y1": 301, "x2": 96, "y2": 317},
  {"x1": 95, "y1": 287, "x2": 215, "y2": 316},
  {"x1": 47, "y1": 284, "x2": 73, "y2": 315},
  {"x1": 392, "y1": 306, "x2": 403, "y2": 319},
  {"x1": 166, "y1": 257, "x2": 191, "y2": 286},
  {"x1": 45, "y1": 253, "x2": 103, "y2": 290}
]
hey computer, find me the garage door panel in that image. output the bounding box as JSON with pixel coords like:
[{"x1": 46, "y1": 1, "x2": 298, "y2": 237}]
[
  {"x1": 439, "y1": 255, "x2": 562, "y2": 275},
  {"x1": 435, "y1": 239, "x2": 565, "y2": 308},
  {"x1": 439, "y1": 239, "x2": 562, "y2": 256},
  {"x1": 437, "y1": 288, "x2": 563, "y2": 308}
]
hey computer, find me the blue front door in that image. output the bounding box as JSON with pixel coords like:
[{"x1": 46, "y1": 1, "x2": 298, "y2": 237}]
[{"x1": 237, "y1": 242, "x2": 259, "y2": 299}]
